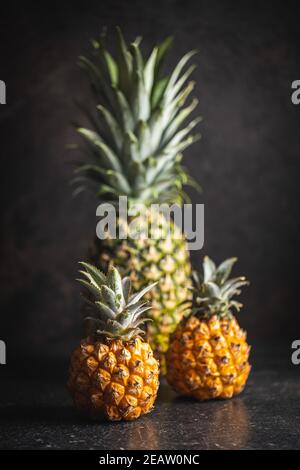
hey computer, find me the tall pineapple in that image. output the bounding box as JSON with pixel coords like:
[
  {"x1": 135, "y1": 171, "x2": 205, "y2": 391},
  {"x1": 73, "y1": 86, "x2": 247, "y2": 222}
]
[
  {"x1": 73, "y1": 29, "x2": 201, "y2": 368},
  {"x1": 68, "y1": 262, "x2": 159, "y2": 421},
  {"x1": 166, "y1": 256, "x2": 251, "y2": 400}
]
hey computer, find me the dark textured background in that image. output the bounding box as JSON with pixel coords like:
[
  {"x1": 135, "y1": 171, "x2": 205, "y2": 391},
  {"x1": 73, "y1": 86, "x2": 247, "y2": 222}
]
[{"x1": 0, "y1": 0, "x2": 300, "y2": 368}]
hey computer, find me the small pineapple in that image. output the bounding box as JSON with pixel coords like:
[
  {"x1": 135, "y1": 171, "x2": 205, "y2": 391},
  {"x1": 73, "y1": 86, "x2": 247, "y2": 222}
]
[
  {"x1": 73, "y1": 29, "x2": 201, "y2": 369},
  {"x1": 68, "y1": 262, "x2": 159, "y2": 421},
  {"x1": 166, "y1": 256, "x2": 251, "y2": 400}
]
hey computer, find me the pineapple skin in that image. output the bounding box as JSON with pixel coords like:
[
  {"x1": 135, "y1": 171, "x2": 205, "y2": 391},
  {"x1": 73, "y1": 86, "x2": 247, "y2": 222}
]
[
  {"x1": 89, "y1": 211, "x2": 192, "y2": 372},
  {"x1": 166, "y1": 314, "x2": 251, "y2": 400},
  {"x1": 68, "y1": 337, "x2": 159, "y2": 421}
]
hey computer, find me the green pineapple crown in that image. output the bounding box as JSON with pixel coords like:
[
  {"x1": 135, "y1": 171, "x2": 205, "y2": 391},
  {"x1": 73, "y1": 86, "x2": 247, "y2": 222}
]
[
  {"x1": 73, "y1": 27, "x2": 201, "y2": 209},
  {"x1": 77, "y1": 262, "x2": 157, "y2": 340},
  {"x1": 192, "y1": 256, "x2": 249, "y2": 319}
]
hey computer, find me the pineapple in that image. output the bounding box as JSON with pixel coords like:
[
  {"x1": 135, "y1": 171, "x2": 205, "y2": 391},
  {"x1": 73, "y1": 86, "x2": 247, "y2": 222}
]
[
  {"x1": 166, "y1": 256, "x2": 251, "y2": 400},
  {"x1": 73, "y1": 28, "x2": 201, "y2": 369},
  {"x1": 68, "y1": 262, "x2": 159, "y2": 421}
]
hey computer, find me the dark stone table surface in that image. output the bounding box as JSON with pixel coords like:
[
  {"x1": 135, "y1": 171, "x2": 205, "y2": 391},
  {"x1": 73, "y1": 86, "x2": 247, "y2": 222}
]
[{"x1": 1, "y1": 357, "x2": 300, "y2": 450}]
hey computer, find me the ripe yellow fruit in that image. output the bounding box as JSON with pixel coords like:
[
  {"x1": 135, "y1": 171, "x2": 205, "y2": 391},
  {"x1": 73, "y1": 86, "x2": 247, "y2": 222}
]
[
  {"x1": 68, "y1": 337, "x2": 159, "y2": 421},
  {"x1": 89, "y1": 210, "x2": 192, "y2": 373},
  {"x1": 166, "y1": 256, "x2": 251, "y2": 400},
  {"x1": 68, "y1": 262, "x2": 159, "y2": 421},
  {"x1": 74, "y1": 30, "x2": 200, "y2": 370},
  {"x1": 166, "y1": 314, "x2": 250, "y2": 400}
]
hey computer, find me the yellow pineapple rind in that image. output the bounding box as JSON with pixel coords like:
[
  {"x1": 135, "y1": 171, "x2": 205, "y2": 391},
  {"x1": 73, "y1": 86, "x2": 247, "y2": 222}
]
[
  {"x1": 89, "y1": 210, "x2": 192, "y2": 373},
  {"x1": 166, "y1": 314, "x2": 251, "y2": 400},
  {"x1": 68, "y1": 337, "x2": 159, "y2": 421}
]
